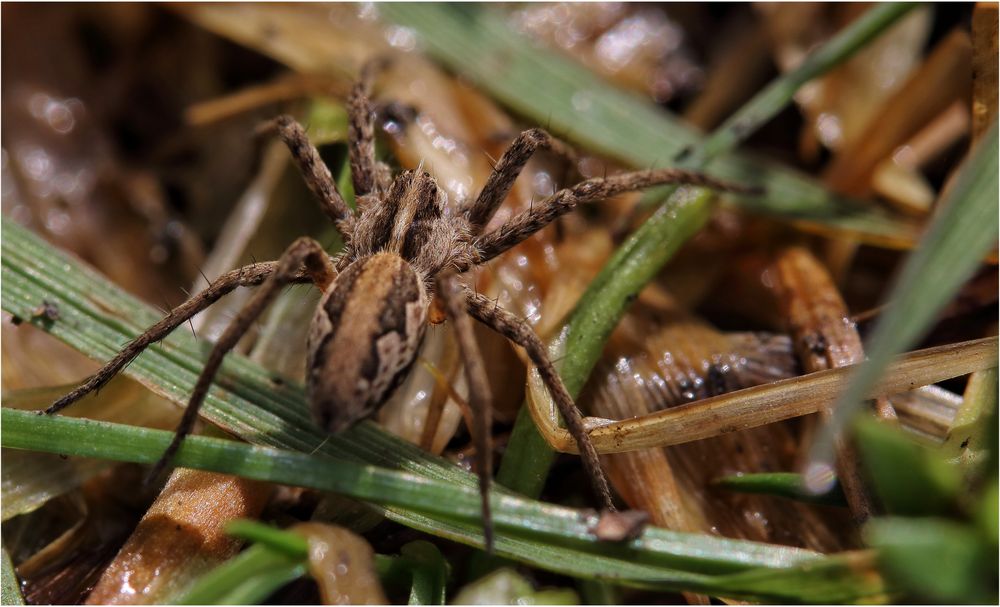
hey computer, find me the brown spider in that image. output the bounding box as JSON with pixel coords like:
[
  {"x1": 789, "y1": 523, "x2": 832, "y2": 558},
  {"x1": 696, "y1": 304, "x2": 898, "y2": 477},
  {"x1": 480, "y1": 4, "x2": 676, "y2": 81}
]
[{"x1": 46, "y1": 68, "x2": 756, "y2": 551}]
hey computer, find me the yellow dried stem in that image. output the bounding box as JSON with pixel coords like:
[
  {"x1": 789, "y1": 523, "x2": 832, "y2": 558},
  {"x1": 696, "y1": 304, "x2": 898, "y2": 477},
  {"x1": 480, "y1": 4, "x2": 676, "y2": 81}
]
[
  {"x1": 185, "y1": 74, "x2": 347, "y2": 127},
  {"x1": 529, "y1": 336, "x2": 997, "y2": 454},
  {"x1": 873, "y1": 101, "x2": 970, "y2": 215}
]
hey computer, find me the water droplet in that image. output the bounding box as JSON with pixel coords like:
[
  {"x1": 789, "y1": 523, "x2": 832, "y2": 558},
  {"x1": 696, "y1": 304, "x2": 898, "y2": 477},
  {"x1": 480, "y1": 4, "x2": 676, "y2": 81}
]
[{"x1": 803, "y1": 460, "x2": 837, "y2": 494}]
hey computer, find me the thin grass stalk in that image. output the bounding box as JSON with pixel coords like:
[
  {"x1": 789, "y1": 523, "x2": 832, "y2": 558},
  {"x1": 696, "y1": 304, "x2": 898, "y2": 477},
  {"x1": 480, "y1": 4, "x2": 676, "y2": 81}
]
[{"x1": 528, "y1": 336, "x2": 996, "y2": 453}]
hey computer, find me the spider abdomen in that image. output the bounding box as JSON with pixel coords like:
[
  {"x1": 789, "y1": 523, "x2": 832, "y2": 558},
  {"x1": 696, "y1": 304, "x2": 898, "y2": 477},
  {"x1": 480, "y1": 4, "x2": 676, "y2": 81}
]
[{"x1": 306, "y1": 252, "x2": 428, "y2": 433}]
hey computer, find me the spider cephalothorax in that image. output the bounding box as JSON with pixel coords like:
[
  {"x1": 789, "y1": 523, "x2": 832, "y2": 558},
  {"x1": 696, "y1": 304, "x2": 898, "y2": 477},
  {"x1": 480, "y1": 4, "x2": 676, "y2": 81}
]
[{"x1": 47, "y1": 67, "x2": 757, "y2": 551}]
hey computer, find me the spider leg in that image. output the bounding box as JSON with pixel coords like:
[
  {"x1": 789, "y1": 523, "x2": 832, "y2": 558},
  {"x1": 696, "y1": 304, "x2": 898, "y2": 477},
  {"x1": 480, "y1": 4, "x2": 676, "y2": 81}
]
[
  {"x1": 437, "y1": 272, "x2": 496, "y2": 553},
  {"x1": 347, "y1": 62, "x2": 380, "y2": 199},
  {"x1": 44, "y1": 261, "x2": 314, "y2": 415},
  {"x1": 471, "y1": 168, "x2": 760, "y2": 265},
  {"x1": 264, "y1": 115, "x2": 355, "y2": 236},
  {"x1": 146, "y1": 237, "x2": 336, "y2": 482},
  {"x1": 463, "y1": 128, "x2": 576, "y2": 234},
  {"x1": 462, "y1": 287, "x2": 615, "y2": 512}
]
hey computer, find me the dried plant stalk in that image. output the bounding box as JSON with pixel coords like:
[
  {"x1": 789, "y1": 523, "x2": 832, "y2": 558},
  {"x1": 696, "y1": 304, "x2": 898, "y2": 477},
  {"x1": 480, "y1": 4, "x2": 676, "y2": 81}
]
[
  {"x1": 185, "y1": 74, "x2": 346, "y2": 127},
  {"x1": 529, "y1": 336, "x2": 997, "y2": 454},
  {"x1": 872, "y1": 100, "x2": 971, "y2": 215},
  {"x1": 683, "y1": 24, "x2": 772, "y2": 131}
]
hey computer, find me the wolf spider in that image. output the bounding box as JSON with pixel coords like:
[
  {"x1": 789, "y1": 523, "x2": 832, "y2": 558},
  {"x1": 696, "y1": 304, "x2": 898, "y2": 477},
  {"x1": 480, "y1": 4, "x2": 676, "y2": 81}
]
[{"x1": 47, "y1": 68, "x2": 755, "y2": 550}]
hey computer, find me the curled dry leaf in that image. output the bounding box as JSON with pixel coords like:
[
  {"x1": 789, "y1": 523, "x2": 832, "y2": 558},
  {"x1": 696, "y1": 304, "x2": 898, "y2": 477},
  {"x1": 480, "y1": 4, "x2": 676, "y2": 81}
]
[{"x1": 291, "y1": 522, "x2": 388, "y2": 605}]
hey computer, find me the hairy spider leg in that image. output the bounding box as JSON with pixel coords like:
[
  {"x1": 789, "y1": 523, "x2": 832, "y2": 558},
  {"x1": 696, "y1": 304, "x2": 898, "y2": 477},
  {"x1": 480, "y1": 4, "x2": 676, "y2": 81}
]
[
  {"x1": 462, "y1": 286, "x2": 616, "y2": 511},
  {"x1": 146, "y1": 237, "x2": 336, "y2": 482},
  {"x1": 42, "y1": 261, "x2": 308, "y2": 415},
  {"x1": 472, "y1": 167, "x2": 761, "y2": 265},
  {"x1": 463, "y1": 128, "x2": 575, "y2": 233},
  {"x1": 347, "y1": 67, "x2": 378, "y2": 198},
  {"x1": 268, "y1": 116, "x2": 355, "y2": 236},
  {"x1": 437, "y1": 272, "x2": 496, "y2": 552}
]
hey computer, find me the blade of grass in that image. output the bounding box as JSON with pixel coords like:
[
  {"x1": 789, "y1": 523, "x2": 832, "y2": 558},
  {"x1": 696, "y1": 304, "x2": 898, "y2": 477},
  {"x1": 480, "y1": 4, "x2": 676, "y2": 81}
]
[
  {"x1": 715, "y1": 473, "x2": 848, "y2": 508},
  {"x1": 2, "y1": 408, "x2": 887, "y2": 602},
  {"x1": 399, "y1": 541, "x2": 448, "y2": 605},
  {"x1": 807, "y1": 121, "x2": 999, "y2": 486},
  {"x1": 865, "y1": 517, "x2": 996, "y2": 603},
  {"x1": 1, "y1": 549, "x2": 23, "y2": 606},
  {"x1": 227, "y1": 519, "x2": 310, "y2": 558},
  {"x1": 177, "y1": 543, "x2": 307, "y2": 605}
]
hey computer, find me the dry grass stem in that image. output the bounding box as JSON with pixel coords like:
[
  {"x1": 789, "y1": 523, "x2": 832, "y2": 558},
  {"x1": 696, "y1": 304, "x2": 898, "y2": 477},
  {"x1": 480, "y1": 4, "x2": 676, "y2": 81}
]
[
  {"x1": 185, "y1": 74, "x2": 347, "y2": 127},
  {"x1": 530, "y1": 336, "x2": 997, "y2": 454}
]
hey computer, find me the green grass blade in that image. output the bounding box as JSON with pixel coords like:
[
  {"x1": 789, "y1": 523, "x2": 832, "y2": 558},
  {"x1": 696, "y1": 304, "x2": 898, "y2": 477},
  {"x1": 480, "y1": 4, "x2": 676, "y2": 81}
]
[
  {"x1": 853, "y1": 418, "x2": 961, "y2": 517},
  {"x1": 399, "y1": 541, "x2": 448, "y2": 605},
  {"x1": 226, "y1": 519, "x2": 310, "y2": 558},
  {"x1": 3, "y1": 408, "x2": 885, "y2": 601},
  {"x1": 808, "y1": 122, "x2": 1000, "y2": 480},
  {"x1": 177, "y1": 543, "x2": 307, "y2": 605},
  {"x1": 379, "y1": 3, "x2": 914, "y2": 240},
  {"x1": 715, "y1": 472, "x2": 848, "y2": 508},
  {"x1": 866, "y1": 517, "x2": 996, "y2": 603},
  {"x1": 1, "y1": 549, "x2": 23, "y2": 606}
]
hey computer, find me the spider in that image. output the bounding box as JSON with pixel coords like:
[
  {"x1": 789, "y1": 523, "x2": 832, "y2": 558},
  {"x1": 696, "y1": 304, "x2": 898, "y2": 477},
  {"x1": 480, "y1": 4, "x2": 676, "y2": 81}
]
[{"x1": 46, "y1": 67, "x2": 756, "y2": 551}]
